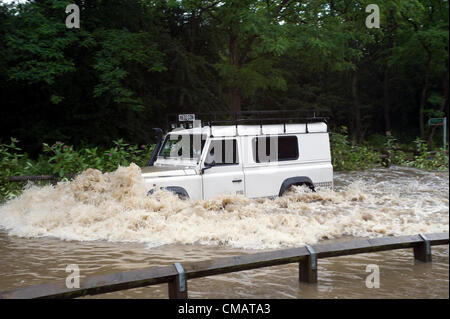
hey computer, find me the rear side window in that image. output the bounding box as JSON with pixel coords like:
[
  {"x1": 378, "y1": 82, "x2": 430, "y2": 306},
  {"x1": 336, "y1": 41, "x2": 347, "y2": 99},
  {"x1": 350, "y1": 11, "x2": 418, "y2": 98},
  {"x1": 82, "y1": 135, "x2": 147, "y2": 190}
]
[{"x1": 252, "y1": 136, "x2": 299, "y2": 163}]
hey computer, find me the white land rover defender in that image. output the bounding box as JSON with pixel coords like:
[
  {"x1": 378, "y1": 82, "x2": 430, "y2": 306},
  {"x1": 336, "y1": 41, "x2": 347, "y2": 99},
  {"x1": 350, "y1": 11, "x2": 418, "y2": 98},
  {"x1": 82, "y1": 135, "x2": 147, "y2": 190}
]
[{"x1": 143, "y1": 110, "x2": 333, "y2": 200}]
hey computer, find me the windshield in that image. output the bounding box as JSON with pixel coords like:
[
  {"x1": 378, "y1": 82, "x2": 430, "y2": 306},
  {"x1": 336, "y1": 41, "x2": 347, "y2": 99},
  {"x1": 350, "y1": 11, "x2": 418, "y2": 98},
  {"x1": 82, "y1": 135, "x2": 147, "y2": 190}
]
[{"x1": 158, "y1": 134, "x2": 206, "y2": 160}]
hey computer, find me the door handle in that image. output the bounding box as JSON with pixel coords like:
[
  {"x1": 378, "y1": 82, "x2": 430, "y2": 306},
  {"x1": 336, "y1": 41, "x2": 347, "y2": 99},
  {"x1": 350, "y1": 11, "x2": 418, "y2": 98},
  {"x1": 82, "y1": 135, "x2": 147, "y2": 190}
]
[{"x1": 232, "y1": 179, "x2": 242, "y2": 183}]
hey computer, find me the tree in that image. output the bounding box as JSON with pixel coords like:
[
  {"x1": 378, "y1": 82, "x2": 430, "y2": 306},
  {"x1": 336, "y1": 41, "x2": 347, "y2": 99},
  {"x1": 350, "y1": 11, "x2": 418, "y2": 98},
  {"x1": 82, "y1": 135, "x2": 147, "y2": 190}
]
[
  {"x1": 181, "y1": 0, "x2": 292, "y2": 112},
  {"x1": 394, "y1": 0, "x2": 449, "y2": 139},
  {"x1": 0, "y1": 0, "x2": 448, "y2": 152},
  {"x1": 311, "y1": 0, "x2": 382, "y2": 143}
]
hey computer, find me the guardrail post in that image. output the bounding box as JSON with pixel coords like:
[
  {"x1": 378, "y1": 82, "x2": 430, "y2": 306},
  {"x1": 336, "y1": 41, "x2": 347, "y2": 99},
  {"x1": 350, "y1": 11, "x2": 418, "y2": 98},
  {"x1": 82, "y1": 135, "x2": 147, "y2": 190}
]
[
  {"x1": 168, "y1": 262, "x2": 188, "y2": 299},
  {"x1": 299, "y1": 245, "x2": 318, "y2": 283},
  {"x1": 414, "y1": 234, "x2": 432, "y2": 263}
]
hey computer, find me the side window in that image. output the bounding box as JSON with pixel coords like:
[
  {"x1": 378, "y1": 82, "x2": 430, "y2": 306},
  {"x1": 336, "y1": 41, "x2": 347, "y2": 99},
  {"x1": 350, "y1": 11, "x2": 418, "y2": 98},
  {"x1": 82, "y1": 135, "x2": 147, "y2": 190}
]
[
  {"x1": 252, "y1": 136, "x2": 299, "y2": 163},
  {"x1": 205, "y1": 139, "x2": 239, "y2": 165}
]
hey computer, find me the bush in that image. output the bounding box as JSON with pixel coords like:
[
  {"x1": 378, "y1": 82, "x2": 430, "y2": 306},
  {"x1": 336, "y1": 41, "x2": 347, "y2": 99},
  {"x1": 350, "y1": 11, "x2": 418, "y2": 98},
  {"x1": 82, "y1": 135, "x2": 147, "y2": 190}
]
[
  {"x1": 394, "y1": 138, "x2": 449, "y2": 170},
  {"x1": 330, "y1": 128, "x2": 380, "y2": 171},
  {"x1": 0, "y1": 138, "x2": 29, "y2": 200}
]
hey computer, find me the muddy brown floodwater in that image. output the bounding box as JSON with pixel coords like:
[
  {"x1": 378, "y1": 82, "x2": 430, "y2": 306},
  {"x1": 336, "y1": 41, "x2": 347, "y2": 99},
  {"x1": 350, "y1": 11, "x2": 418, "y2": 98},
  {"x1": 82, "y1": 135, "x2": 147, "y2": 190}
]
[{"x1": 0, "y1": 165, "x2": 448, "y2": 298}]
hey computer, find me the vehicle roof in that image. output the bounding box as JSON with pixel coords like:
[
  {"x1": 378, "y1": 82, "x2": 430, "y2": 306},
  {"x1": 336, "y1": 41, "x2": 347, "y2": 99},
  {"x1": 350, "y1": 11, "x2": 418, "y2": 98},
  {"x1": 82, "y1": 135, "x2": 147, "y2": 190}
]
[{"x1": 167, "y1": 122, "x2": 328, "y2": 137}]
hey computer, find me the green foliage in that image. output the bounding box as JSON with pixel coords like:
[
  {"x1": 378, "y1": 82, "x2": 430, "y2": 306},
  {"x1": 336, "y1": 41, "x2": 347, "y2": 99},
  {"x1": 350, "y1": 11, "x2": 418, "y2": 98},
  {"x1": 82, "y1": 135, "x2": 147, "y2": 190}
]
[
  {"x1": 41, "y1": 139, "x2": 151, "y2": 176},
  {"x1": 0, "y1": 138, "x2": 28, "y2": 200},
  {"x1": 394, "y1": 138, "x2": 449, "y2": 170},
  {"x1": 210, "y1": 0, "x2": 292, "y2": 98},
  {"x1": 0, "y1": 0, "x2": 448, "y2": 158},
  {"x1": 101, "y1": 139, "x2": 150, "y2": 171},
  {"x1": 5, "y1": 0, "x2": 93, "y2": 86},
  {"x1": 93, "y1": 29, "x2": 166, "y2": 110},
  {"x1": 331, "y1": 130, "x2": 449, "y2": 171},
  {"x1": 330, "y1": 128, "x2": 380, "y2": 171},
  {"x1": 43, "y1": 142, "x2": 84, "y2": 177}
]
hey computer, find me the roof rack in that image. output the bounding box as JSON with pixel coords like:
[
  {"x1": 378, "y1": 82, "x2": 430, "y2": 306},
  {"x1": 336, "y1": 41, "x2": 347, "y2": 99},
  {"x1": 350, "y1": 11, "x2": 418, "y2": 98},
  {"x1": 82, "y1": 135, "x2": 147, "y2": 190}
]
[{"x1": 166, "y1": 109, "x2": 329, "y2": 132}]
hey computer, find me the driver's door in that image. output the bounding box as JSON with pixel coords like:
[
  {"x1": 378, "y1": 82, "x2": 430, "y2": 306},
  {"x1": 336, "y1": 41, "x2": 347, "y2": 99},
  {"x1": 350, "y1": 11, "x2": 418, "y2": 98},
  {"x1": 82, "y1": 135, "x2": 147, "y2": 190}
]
[{"x1": 201, "y1": 138, "x2": 245, "y2": 199}]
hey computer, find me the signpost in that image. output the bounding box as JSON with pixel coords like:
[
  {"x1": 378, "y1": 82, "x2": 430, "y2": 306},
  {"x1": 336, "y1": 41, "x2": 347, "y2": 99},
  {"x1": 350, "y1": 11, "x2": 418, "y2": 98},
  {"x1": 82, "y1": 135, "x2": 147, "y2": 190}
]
[{"x1": 428, "y1": 117, "x2": 447, "y2": 150}]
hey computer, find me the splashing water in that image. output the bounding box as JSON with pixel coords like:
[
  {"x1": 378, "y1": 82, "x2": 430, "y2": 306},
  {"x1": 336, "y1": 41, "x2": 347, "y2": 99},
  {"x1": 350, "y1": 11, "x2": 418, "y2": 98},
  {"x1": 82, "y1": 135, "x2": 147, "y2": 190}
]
[{"x1": 0, "y1": 164, "x2": 448, "y2": 249}]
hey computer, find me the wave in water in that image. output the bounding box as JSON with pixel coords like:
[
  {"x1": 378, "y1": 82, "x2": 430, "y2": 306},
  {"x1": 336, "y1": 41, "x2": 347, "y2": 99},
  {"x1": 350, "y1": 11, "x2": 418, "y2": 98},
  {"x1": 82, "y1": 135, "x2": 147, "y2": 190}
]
[{"x1": 0, "y1": 164, "x2": 448, "y2": 249}]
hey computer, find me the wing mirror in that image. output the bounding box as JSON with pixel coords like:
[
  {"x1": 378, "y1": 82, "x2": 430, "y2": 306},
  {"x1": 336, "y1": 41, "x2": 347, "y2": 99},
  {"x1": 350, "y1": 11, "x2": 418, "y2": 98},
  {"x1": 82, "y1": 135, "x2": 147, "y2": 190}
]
[{"x1": 201, "y1": 160, "x2": 216, "y2": 174}]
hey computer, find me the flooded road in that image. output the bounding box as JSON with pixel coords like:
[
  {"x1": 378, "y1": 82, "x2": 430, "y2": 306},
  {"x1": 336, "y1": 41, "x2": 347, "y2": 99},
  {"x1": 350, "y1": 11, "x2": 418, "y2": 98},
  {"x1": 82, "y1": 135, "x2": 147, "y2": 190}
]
[{"x1": 0, "y1": 165, "x2": 448, "y2": 298}]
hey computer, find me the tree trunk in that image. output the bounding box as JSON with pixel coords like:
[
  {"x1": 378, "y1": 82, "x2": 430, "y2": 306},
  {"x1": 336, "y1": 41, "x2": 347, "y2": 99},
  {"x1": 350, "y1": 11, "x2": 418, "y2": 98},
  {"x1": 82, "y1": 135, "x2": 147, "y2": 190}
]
[
  {"x1": 230, "y1": 86, "x2": 241, "y2": 113},
  {"x1": 383, "y1": 68, "x2": 391, "y2": 135},
  {"x1": 427, "y1": 60, "x2": 449, "y2": 146},
  {"x1": 419, "y1": 53, "x2": 432, "y2": 139},
  {"x1": 229, "y1": 32, "x2": 241, "y2": 112},
  {"x1": 352, "y1": 71, "x2": 362, "y2": 143},
  {"x1": 383, "y1": 16, "x2": 394, "y2": 136}
]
